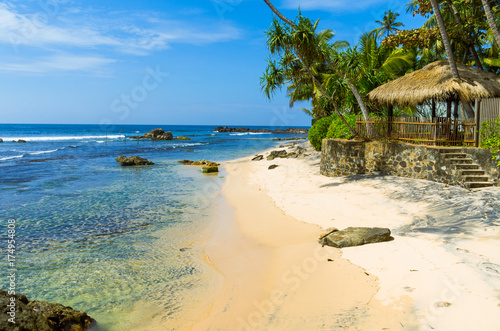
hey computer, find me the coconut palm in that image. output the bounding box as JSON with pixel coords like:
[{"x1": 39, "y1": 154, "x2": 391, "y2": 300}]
[
  {"x1": 481, "y1": 0, "x2": 500, "y2": 49},
  {"x1": 429, "y1": 0, "x2": 475, "y2": 118},
  {"x1": 375, "y1": 10, "x2": 404, "y2": 39},
  {"x1": 262, "y1": 0, "x2": 382, "y2": 137}
]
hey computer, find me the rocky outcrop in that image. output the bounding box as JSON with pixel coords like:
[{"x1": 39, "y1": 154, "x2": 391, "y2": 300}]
[
  {"x1": 214, "y1": 126, "x2": 308, "y2": 134},
  {"x1": 201, "y1": 166, "x2": 219, "y2": 173},
  {"x1": 0, "y1": 138, "x2": 3, "y2": 142},
  {"x1": 0, "y1": 290, "x2": 96, "y2": 331},
  {"x1": 178, "y1": 160, "x2": 220, "y2": 167},
  {"x1": 130, "y1": 128, "x2": 173, "y2": 140},
  {"x1": 267, "y1": 150, "x2": 288, "y2": 160},
  {"x1": 16, "y1": 140, "x2": 27, "y2": 143},
  {"x1": 319, "y1": 227, "x2": 392, "y2": 248},
  {"x1": 175, "y1": 136, "x2": 191, "y2": 140},
  {"x1": 115, "y1": 155, "x2": 154, "y2": 166}
]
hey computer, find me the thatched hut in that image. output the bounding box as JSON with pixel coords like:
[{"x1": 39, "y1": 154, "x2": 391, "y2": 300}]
[{"x1": 367, "y1": 60, "x2": 500, "y2": 118}]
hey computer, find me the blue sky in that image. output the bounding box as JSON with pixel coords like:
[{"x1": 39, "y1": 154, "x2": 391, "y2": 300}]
[{"x1": 0, "y1": 0, "x2": 426, "y2": 126}]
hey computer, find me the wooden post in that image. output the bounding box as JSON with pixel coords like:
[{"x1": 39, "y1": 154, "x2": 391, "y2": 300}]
[
  {"x1": 453, "y1": 99, "x2": 459, "y2": 119},
  {"x1": 388, "y1": 105, "x2": 393, "y2": 137},
  {"x1": 432, "y1": 99, "x2": 436, "y2": 119},
  {"x1": 474, "y1": 99, "x2": 481, "y2": 147},
  {"x1": 433, "y1": 116, "x2": 438, "y2": 145},
  {"x1": 446, "y1": 99, "x2": 452, "y2": 118}
]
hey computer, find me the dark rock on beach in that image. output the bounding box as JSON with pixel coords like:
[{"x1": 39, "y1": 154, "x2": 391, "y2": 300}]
[
  {"x1": 115, "y1": 155, "x2": 154, "y2": 166},
  {"x1": 268, "y1": 164, "x2": 279, "y2": 170},
  {"x1": 130, "y1": 128, "x2": 173, "y2": 140},
  {"x1": 214, "y1": 126, "x2": 308, "y2": 134},
  {"x1": 201, "y1": 166, "x2": 219, "y2": 173},
  {"x1": 267, "y1": 150, "x2": 288, "y2": 160},
  {"x1": 178, "y1": 159, "x2": 220, "y2": 167},
  {"x1": 0, "y1": 290, "x2": 96, "y2": 331},
  {"x1": 252, "y1": 155, "x2": 264, "y2": 161},
  {"x1": 320, "y1": 227, "x2": 392, "y2": 248}
]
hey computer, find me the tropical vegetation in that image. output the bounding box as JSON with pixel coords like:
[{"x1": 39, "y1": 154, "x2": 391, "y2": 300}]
[{"x1": 260, "y1": 0, "x2": 500, "y2": 146}]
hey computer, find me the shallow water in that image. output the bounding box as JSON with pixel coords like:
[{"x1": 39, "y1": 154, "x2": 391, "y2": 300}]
[{"x1": 0, "y1": 124, "x2": 307, "y2": 329}]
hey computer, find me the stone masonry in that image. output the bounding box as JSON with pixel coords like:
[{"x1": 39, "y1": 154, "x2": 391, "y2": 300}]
[{"x1": 320, "y1": 139, "x2": 499, "y2": 188}]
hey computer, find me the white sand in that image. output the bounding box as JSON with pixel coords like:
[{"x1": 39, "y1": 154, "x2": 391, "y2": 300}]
[{"x1": 242, "y1": 141, "x2": 500, "y2": 331}]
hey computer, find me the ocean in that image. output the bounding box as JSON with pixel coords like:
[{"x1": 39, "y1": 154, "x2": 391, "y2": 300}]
[{"x1": 0, "y1": 124, "x2": 308, "y2": 330}]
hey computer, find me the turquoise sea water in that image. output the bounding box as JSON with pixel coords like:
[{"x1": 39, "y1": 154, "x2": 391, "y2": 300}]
[{"x1": 0, "y1": 124, "x2": 307, "y2": 330}]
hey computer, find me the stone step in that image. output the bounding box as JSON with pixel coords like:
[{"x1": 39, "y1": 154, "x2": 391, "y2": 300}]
[
  {"x1": 448, "y1": 158, "x2": 473, "y2": 164},
  {"x1": 443, "y1": 153, "x2": 467, "y2": 159},
  {"x1": 465, "y1": 182, "x2": 495, "y2": 189},
  {"x1": 437, "y1": 148, "x2": 463, "y2": 153},
  {"x1": 460, "y1": 170, "x2": 485, "y2": 176},
  {"x1": 453, "y1": 164, "x2": 480, "y2": 170},
  {"x1": 463, "y1": 175, "x2": 490, "y2": 182}
]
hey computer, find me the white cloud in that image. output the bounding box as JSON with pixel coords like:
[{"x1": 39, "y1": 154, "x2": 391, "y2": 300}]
[
  {"x1": 0, "y1": 55, "x2": 116, "y2": 73},
  {"x1": 281, "y1": 0, "x2": 387, "y2": 11},
  {"x1": 0, "y1": 3, "x2": 242, "y2": 54}
]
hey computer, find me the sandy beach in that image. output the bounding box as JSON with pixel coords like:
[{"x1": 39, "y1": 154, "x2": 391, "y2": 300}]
[{"x1": 194, "y1": 141, "x2": 500, "y2": 330}]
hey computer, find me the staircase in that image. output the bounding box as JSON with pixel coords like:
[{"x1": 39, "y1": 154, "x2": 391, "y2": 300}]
[{"x1": 438, "y1": 148, "x2": 495, "y2": 189}]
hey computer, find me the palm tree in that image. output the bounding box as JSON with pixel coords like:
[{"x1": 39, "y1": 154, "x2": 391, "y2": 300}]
[
  {"x1": 429, "y1": 0, "x2": 475, "y2": 118},
  {"x1": 481, "y1": 0, "x2": 500, "y2": 49},
  {"x1": 262, "y1": 0, "x2": 379, "y2": 137},
  {"x1": 375, "y1": 10, "x2": 404, "y2": 39}
]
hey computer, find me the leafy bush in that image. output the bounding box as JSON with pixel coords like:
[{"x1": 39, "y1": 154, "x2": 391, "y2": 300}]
[
  {"x1": 479, "y1": 117, "x2": 500, "y2": 166},
  {"x1": 326, "y1": 114, "x2": 356, "y2": 140},
  {"x1": 308, "y1": 115, "x2": 334, "y2": 150}
]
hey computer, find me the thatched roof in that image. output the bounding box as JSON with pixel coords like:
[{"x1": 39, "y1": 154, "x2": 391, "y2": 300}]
[{"x1": 367, "y1": 60, "x2": 500, "y2": 107}]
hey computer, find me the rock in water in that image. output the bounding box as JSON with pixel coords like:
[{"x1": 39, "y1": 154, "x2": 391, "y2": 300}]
[
  {"x1": 115, "y1": 155, "x2": 154, "y2": 166},
  {"x1": 320, "y1": 227, "x2": 392, "y2": 248},
  {"x1": 130, "y1": 129, "x2": 173, "y2": 140},
  {"x1": 0, "y1": 290, "x2": 96, "y2": 331},
  {"x1": 17, "y1": 139, "x2": 27, "y2": 143},
  {"x1": 201, "y1": 166, "x2": 219, "y2": 173},
  {"x1": 178, "y1": 159, "x2": 220, "y2": 167},
  {"x1": 175, "y1": 136, "x2": 191, "y2": 140},
  {"x1": 0, "y1": 138, "x2": 3, "y2": 142}
]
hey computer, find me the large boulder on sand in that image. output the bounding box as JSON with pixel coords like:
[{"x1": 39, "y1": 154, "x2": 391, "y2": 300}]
[
  {"x1": 320, "y1": 227, "x2": 392, "y2": 248},
  {"x1": 0, "y1": 290, "x2": 96, "y2": 331},
  {"x1": 115, "y1": 155, "x2": 154, "y2": 166},
  {"x1": 267, "y1": 150, "x2": 287, "y2": 160}
]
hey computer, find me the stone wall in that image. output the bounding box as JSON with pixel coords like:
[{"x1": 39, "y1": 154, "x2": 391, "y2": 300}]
[{"x1": 320, "y1": 139, "x2": 500, "y2": 187}]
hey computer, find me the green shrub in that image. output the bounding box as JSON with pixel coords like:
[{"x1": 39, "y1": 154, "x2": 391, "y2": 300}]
[
  {"x1": 326, "y1": 114, "x2": 356, "y2": 140},
  {"x1": 308, "y1": 115, "x2": 334, "y2": 150},
  {"x1": 479, "y1": 117, "x2": 500, "y2": 166}
]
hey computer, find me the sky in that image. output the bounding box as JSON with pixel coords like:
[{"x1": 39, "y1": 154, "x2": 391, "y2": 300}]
[{"x1": 0, "y1": 0, "x2": 426, "y2": 126}]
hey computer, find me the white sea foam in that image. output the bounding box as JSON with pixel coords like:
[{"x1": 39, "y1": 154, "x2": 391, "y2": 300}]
[
  {"x1": 28, "y1": 149, "x2": 58, "y2": 155},
  {"x1": 229, "y1": 132, "x2": 271, "y2": 136},
  {"x1": 1, "y1": 135, "x2": 125, "y2": 142},
  {"x1": 0, "y1": 155, "x2": 24, "y2": 161}
]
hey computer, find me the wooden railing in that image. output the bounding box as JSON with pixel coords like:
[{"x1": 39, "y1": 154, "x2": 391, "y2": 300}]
[{"x1": 356, "y1": 116, "x2": 476, "y2": 146}]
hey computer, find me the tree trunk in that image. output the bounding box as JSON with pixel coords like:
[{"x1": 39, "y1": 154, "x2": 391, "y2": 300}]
[
  {"x1": 444, "y1": 0, "x2": 484, "y2": 70},
  {"x1": 481, "y1": 0, "x2": 500, "y2": 49},
  {"x1": 430, "y1": 0, "x2": 459, "y2": 77},
  {"x1": 429, "y1": 0, "x2": 475, "y2": 119},
  {"x1": 262, "y1": 0, "x2": 377, "y2": 138},
  {"x1": 262, "y1": 0, "x2": 359, "y2": 137}
]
